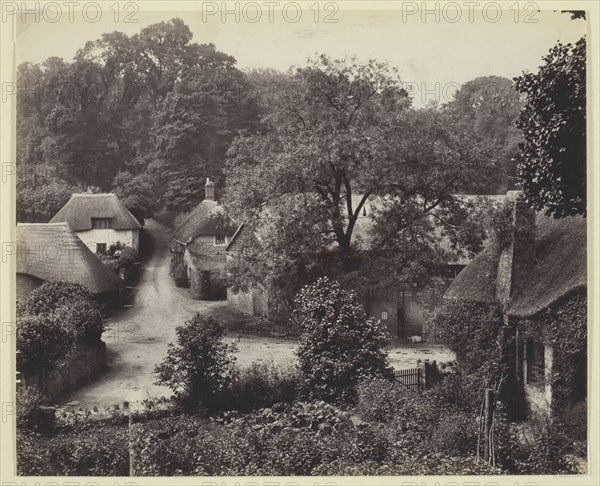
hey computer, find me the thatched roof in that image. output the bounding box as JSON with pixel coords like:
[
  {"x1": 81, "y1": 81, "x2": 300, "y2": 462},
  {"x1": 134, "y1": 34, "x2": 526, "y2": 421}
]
[
  {"x1": 175, "y1": 200, "x2": 237, "y2": 243},
  {"x1": 50, "y1": 193, "x2": 141, "y2": 230},
  {"x1": 506, "y1": 214, "x2": 586, "y2": 317},
  {"x1": 16, "y1": 223, "x2": 124, "y2": 295},
  {"x1": 444, "y1": 213, "x2": 586, "y2": 318}
]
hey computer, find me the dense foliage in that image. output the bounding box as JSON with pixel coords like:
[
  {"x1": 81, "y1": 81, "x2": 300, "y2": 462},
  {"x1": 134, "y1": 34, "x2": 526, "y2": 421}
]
[
  {"x1": 17, "y1": 18, "x2": 259, "y2": 221},
  {"x1": 154, "y1": 313, "x2": 236, "y2": 410},
  {"x1": 17, "y1": 282, "x2": 104, "y2": 371},
  {"x1": 445, "y1": 76, "x2": 523, "y2": 192},
  {"x1": 215, "y1": 362, "x2": 301, "y2": 413},
  {"x1": 514, "y1": 36, "x2": 586, "y2": 217},
  {"x1": 17, "y1": 372, "x2": 583, "y2": 476},
  {"x1": 519, "y1": 292, "x2": 587, "y2": 419},
  {"x1": 294, "y1": 277, "x2": 393, "y2": 403},
  {"x1": 224, "y1": 56, "x2": 500, "y2": 304}
]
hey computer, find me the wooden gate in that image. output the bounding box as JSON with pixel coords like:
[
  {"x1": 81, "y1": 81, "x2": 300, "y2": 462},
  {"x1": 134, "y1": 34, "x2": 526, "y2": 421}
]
[{"x1": 394, "y1": 367, "x2": 423, "y2": 392}]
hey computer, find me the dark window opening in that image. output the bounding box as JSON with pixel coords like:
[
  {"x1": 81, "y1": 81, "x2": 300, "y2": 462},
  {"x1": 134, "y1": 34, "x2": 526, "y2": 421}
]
[
  {"x1": 215, "y1": 235, "x2": 226, "y2": 245},
  {"x1": 96, "y1": 243, "x2": 107, "y2": 254},
  {"x1": 526, "y1": 340, "x2": 545, "y2": 387},
  {"x1": 92, "y1": 218, "x2": 112, "y2": 229}
]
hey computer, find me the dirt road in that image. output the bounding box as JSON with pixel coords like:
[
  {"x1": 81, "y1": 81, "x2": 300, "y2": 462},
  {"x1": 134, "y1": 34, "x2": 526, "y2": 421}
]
[{"x1": 64, "y1": 219, "x2": 229, "y2": 407}]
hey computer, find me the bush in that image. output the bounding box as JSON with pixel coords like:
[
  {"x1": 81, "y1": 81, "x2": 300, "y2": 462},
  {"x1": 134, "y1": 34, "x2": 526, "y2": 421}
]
[
  {"x1": 17, "y1": 425, "x2": 129, "y2": 475},
  {"x1": 154, "y1": 313, "x2": 236, "y2": 411},
  {"x1": 494, "y1": 413, "x2": 579, "y2": 474},
  {"x1": 355, "y1": 376, "x2": 404, "y2": 423},
  {"x1": 170, "y1": 256, "x2": 189, "y2": 287},
  {"x1": 16, "y1": 387, "x2": 43, "y2": 430},
  {"x1": 558, "y1": 399, "x2": 587, "y2": 442},
  {"x1": 431, "y1": 411, "x2": 478, "y2": 456},
  {"x1": 294, "y1": 277, "x2": 393, "y2": 404},
  {"x1": 54, "y1": 300, "x2": 104, "y2": 344},
  {"x1": 17, "y1": 312, "x2": 74, "y2": 370},
  {"x1": 17, "y1": 282, "x2": 104, "y2": 370},
  {"x1": 216, "y1": 361, "x2": 301, "y2": 413},
  {"x1": 18, "y1": 281, "x2": 96, "y2": 316}
]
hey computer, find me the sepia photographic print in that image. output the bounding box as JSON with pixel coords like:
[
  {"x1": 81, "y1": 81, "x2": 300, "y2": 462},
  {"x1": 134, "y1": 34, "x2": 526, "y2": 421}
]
[{"x1": 0, "y1": 1, "x2": 597, "y2": 484}]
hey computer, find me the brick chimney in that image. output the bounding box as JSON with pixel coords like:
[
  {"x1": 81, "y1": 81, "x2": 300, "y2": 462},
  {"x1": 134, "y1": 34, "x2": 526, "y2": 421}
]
[
  {"x1": 496, "y1": 191, "x2": 537, "y2": 306},
  {"x1": 205, "y1": 178, "x2": 215, "y2": 201}
]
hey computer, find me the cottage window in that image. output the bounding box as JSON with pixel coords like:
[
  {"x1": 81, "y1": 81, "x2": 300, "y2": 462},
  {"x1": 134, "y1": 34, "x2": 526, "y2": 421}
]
[
  {"x1": 215, "y1": 235, "x2": 226, "y2": 246},
  {"x1": 92, "y1": 218, "x2": 112, "y2": 229},
  {"x1": 526, "y1": 340, "x2": 545, "y2": 387},
  {"x1": 382, "y1": 311, "x2": 388, "y2": 320},
  {"x1": 96, "y1": 243, "x2": 107, "y2": 253}
]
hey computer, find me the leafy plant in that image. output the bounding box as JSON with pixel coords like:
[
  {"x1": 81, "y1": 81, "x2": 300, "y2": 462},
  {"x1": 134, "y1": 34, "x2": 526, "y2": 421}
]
[
  {"x1": 294, "y1": 277, "x2": 393, "y2": 404},
  {"x1": 154, "y1": 313, "x2": 236, "y2": 410},
  {"x1": 514, "y1": 36, "x2": 586, "y2": 217}
]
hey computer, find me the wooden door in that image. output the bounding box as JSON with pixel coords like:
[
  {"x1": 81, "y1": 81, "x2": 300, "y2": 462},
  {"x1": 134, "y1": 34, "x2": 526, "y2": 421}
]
[
  {"x1": 251, "y1": 288, "x2": 263, "y2": 316},
  {"x1": 401, "y1": 289, "x2": 423, "y2": 338}
]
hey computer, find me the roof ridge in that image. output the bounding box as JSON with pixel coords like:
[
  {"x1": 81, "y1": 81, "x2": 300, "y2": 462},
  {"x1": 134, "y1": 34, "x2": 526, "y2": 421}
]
[{"x1": 17, "y1": 222, "x2": 70, "y2": 227}]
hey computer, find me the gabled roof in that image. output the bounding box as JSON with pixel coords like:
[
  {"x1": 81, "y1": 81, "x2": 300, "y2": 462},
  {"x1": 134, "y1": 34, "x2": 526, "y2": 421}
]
[
  {"x1": 50, "y1": 193, "x2": 142, "y2": 230},
  {"x1": 445, "y1": 213, "x2": 586, "y2": 318},
  {"x1": 16, "y1": 223, "x2": 124, "y2": 294},
  {"x1": 175, "y1": 200, "x2": 237, "y2": 243}
]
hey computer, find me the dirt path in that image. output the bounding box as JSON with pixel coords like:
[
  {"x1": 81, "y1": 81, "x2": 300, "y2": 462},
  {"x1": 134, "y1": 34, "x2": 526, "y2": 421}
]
[{"x1": 63, "y1": 219, "x2": 230, "y2": 408}]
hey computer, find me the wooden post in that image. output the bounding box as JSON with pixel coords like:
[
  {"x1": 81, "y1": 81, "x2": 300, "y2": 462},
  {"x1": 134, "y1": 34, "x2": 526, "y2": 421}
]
[
  {"x1": 483, "y1": 388, "x2": 494, "y2": 462},
  {"x1": 129, "y1": 408, "x2": 134, "y2": 476}
]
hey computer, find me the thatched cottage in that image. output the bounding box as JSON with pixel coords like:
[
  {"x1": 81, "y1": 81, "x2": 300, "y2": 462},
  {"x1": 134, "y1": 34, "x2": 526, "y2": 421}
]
[
  {"x1": 50, "y1": 193, "x2": 141, "y2": 253},
  {"x1": 444, "y1": 191, "x2": 587, "y2": 417},
  {"x1": 16, "y1": 222, "x2": 124, "y2": 306},
  {"x1": 171, "y1": 179, "x2": 237, "y2": 299}
]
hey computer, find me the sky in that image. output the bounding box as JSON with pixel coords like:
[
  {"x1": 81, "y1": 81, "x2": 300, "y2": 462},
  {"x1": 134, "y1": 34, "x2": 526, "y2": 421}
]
[{"x1": 13, "y1": 3, "x2": 587, "y2": 106}]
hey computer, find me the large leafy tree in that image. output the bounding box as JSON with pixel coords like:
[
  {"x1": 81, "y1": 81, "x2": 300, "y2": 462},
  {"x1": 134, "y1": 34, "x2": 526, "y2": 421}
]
[
  {"x1": 16, "y1": 18, "x2": 259, "y2": 221},
  {"x1": 445, "y1": 76, "x2": 523, "y2": 192},
  {"x1": 513, "y1": 36, "x2": 586, "y2": 217},
  {"x1": 225, "y1": 56, "x2": 499, "y2": 295}
]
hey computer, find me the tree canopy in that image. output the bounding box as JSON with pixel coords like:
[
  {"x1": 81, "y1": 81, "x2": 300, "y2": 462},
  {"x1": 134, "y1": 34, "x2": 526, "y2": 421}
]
[
  {"x1": 225, "y1": 56, "x2": 501, "y2": 297},
  {"x1": 17, "y1": 18, "x2": 259, "y2": 221},
  {"x1": 513, "y1": 36, "x2": 586, "y2": 217}
]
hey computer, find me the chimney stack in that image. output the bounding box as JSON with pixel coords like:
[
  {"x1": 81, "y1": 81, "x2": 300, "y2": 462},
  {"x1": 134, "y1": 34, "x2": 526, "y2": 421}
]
[
  {"x1": 205, "y1": 178, "x2": 215, "y2": 201},
  {"x1": 496, "y1": 191, "x2": 537, "y2": 306}
]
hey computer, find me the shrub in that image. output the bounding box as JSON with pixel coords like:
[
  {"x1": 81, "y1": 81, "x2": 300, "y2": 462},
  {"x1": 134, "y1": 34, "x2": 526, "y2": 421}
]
[
  {"x1": 431, "y1": 411, "x2": 478, "y2": 456},
  {"x1": 17, "y1": 425, "x2": 129, "y2": 475},
  {"x1": 558, "y1": 399, "x2": 587, "y2": 442},
  {"x1": 115, "y1": 246, "x2": 137, "y2": 269},
  {"x1": 154, "y1": 313, "x2": 236, "y2": 411},
  {"x1": 18, "y1": 281, "x2": 96, "y2": 316},
  {"x1": 294, "y1": 277, "x2": 393, "y2": 404},
  {"x1": 16, "y1": 387, "x2": 43, "y2": 430},
  {"x1": 17, "y1": 312, "x2": 74, "y2": 371},
  {"x1": 355, "y1": 376, "x2": 404, "y2": 423},
  {"x1": 54, "y1": 300, "x2": 104, "y2": 344},
  {"x1": 216, "y1": 361, "x2": 301, "y2": 413},
  {"x1": 170, "y1": 256, "x2": 189, "y2": 287}
]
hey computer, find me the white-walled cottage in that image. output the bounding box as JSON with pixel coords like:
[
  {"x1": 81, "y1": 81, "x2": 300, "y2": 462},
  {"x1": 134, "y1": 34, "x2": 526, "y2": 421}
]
[{"x1": 50, "y1": 193, "x2": 142, "y2": 253}]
